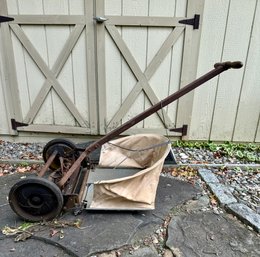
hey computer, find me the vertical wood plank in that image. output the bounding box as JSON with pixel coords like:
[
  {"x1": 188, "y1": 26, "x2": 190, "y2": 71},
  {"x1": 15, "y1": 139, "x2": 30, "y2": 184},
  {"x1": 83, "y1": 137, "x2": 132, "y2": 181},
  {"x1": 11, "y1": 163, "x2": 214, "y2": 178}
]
[
  {"x1": 6, "y1": 0, "x2": 17, "y2": 14},
  {"x1": 167, "y1": 0, "x2": 187, "y2": 127},
  {"x1": 233, "y1": 0, "x2": 260, "y2": 142},
  {"x1": 105, "y1": 0, "x2": 121, "y2": 15},
  {"x1": 210, "y1": 0, "x2": 256, "y2": 141},
  {"x1": 103, "y1": 0, "x2": 122, "y2": 130},
  {"x1": 189, "y1": 0, "x2": 230, "y2": 140},
  {"x1": 121, "y1": 0, "x2": 149, "y2": 128},
  {"x1": 96, "y1": 0, "x2": 106, "y2": 134},
  {"x1": 69, "y1": 1, "x2": 89, "y2": 128},
  {"x1": 175, "y1": 0, "x2": 187, "y2": 16},
  {"x1": 16, "y1": 0, "x2": 53, "y2": 125},
  {"x1": 14, "y1": 23, "x2": 87, "y2": 127},
  {"x1": 0, "y1": 0, "x2": 21, "y2": 134},
  {"x1": 144, "y1": 0, "x2": 175, "y2": 129},
  {"x1": 85, "y1": 0, "x2": 98, "y2": 133},
  {"x1": 0, "y1": 33, "x2": 9, "y2": 134},
  {"x1": 69, "y1": 0, "x2": 84, "y2": 15},
  {"x1": 175, "y1": 0, "x2": 205, "y2": 139},
  {"x1": 255, "y1": 117, "x2": 260, "y2": 142},
  {"x1": 43, "y1": 0, "x2": 75, "y2": 126},
  {"x1": 0, "y1": 86, "x2": 9, "y2": 134}
]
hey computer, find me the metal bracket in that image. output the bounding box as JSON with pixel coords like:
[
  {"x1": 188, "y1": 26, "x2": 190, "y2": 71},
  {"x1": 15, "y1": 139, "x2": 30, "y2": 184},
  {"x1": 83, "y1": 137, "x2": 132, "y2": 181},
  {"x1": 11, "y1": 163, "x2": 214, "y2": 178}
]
[
  {"x1": 179, "y1": 14, "x2": 200, "y2": 29},
  {"x1": 11, "y1": 119, "x2": 28, "y2": 130},
  {"x1": 0, "y1": 15, "x2": 14, "y2": 23},
  {"x1": 169, "y1": 124, "x2": 188, "y2": 136}
]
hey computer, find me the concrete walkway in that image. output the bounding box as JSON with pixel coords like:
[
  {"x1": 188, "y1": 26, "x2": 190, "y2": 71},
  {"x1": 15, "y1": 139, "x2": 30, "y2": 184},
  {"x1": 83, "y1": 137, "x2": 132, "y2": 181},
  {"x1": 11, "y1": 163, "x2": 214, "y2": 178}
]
[{"x1": 0, "y1": 173, "x2": 259, "y2": 257}]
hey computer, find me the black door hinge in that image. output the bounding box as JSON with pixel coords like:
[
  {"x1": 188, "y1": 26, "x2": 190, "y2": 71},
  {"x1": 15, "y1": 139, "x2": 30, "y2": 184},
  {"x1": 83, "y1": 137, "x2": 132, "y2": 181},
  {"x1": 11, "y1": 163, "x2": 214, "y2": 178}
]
[
  {"x1": 179, "y1": 14, "x2": 200, "y2": 29},
  {"x1": 169, "y1": 124, "x2": 188, "y2": 136},
  {"x1": 11, "y1": 119, "x2": 28, "y2": 130},
  {"x1": 0, "y1": 15, "x2": 14, "y2": 23}
]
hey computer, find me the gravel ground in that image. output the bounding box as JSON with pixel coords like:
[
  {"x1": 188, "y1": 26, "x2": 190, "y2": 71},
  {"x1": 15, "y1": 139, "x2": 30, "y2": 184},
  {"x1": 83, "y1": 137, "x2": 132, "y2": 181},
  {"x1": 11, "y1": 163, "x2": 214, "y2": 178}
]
[
  {"x1": 173, "y1": 146, "x2": 260, "y2": 165},
  {"x1": 0, "y1": 140, "x2": 259, "y2": 214},
  {"x1": 171, "y1": 146, "x2": 260, "y2": 214},
  {"x1": 0, "y1": 140, "x2": 43, "y2": 160}
]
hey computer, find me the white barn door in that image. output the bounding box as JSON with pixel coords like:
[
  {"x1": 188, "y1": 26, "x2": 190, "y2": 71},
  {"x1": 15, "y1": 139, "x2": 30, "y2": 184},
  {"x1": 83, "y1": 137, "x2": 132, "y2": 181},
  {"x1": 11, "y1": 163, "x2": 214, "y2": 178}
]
[
  {"x1": 0, "y1": 0, "x2": 97, "y2": 135},
  {"x1": 96, "y1": 0, "x2": 204, "y2": 136}
]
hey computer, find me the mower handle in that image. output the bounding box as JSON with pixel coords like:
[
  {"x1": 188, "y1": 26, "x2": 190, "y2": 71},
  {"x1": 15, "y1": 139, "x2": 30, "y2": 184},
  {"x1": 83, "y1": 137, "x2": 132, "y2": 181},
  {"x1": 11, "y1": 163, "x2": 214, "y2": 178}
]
[
  {"x1": 57, "y1": 60, "x2": 243, "y2": 187},
  {"x1": 214, "y1": 61, "x2": 243, "y2": 70}
]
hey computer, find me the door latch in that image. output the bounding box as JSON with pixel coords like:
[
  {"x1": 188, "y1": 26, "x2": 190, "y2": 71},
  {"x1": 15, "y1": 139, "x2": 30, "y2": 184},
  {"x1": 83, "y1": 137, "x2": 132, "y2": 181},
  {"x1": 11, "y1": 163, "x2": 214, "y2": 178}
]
[{"x1": 94, "y1": 16, "x2": 108, "y2": 23}]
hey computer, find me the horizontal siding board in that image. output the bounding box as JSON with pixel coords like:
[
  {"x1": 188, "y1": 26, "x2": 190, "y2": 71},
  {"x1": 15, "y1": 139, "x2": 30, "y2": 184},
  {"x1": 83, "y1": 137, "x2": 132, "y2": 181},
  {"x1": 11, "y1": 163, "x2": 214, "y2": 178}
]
[
  {"x1": 107, "y1": 16, "x2": 187, "y2": 27},
  {"x1": 17, "y1": 124, "x2": 91, "y2": 134},
  {"x1": 120, "y1": 128, "x2": 182, "y2": 137},
  {"x1": 10, "y1": 15, "x2": 85, "y2": 24}
]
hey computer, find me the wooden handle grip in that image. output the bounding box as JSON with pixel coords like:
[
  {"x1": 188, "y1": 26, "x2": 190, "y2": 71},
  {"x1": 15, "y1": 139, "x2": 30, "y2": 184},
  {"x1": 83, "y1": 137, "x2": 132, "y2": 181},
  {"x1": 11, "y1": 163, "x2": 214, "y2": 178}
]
[{"x1": 214, "y1": 61, "x2": 243, "y2": 70}]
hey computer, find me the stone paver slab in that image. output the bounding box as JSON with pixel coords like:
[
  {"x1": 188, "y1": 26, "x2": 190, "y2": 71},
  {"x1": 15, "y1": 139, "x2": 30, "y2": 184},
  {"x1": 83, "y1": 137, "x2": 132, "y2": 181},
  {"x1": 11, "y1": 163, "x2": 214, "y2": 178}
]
[{"x1": 227, "y1": 203, "x2": 260, "y2": 233}]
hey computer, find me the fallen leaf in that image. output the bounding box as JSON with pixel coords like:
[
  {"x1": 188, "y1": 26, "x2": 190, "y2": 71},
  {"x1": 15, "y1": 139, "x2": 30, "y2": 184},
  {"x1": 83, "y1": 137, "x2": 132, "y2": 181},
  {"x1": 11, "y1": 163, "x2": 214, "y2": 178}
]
[
  {"x1": 17, "y1": 167, "x2": 27, "y2": 173},
  {"x1": 210, "y1": 197, "x2": 218, "y2": 206},
  {"x1": 50, "y1": 228, "x2": 59, "y2": 237}
]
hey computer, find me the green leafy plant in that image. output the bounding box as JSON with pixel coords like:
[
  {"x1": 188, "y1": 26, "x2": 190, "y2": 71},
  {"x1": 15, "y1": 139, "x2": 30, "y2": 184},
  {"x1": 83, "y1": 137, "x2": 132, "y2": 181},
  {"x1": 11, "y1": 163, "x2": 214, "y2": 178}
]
[{"x1": 172, "y1": 141, "x2": 260, "y2": 163}]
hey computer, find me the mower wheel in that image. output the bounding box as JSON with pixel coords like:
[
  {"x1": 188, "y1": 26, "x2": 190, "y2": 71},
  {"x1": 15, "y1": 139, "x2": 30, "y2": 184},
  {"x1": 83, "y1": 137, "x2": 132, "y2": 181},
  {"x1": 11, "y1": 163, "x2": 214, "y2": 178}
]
[
  {"x1": 43, "y1": 138, "x2": 78, "y2": 170},
  {"x1": 9, "y1": 177, "x2": 64, "y2": 221}
]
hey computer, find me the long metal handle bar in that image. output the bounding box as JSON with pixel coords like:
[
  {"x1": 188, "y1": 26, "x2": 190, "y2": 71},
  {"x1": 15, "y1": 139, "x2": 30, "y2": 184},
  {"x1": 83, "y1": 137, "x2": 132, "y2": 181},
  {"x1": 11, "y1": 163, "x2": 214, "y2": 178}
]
[{"x1": 57, "y1": 61, "x2": 242, "y2": 187}]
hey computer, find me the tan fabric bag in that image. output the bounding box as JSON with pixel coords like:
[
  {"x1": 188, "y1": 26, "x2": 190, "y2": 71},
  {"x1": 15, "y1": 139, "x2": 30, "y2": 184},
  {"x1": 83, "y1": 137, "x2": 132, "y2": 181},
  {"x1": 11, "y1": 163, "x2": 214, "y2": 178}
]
[{"x1": 90, "y1": 134, "x2": 171, "y2": 209}]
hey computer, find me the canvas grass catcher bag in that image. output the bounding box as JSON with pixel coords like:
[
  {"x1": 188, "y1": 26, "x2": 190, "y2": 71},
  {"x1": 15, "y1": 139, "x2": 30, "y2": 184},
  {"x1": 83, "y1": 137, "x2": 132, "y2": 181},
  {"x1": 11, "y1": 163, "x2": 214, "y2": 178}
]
[{"x1": 89, "y1": 134, "x2": 171, "y2": 210}]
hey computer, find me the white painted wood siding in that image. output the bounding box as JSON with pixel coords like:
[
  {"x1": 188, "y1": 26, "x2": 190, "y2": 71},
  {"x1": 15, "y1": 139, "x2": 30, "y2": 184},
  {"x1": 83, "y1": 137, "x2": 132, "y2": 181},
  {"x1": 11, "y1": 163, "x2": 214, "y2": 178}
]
[
  {"x1": 0, "y1": 0, "x2": 259, "y2": 142},
  {"x1": 0, "y1": 32, "x2": 9, "y2": 134},
  {"x1": 0, "y1": 0, "x2": 97, "y2": 135},
  {"x1": 190, "y1": 0, "x2": 260, "y2": 142}
]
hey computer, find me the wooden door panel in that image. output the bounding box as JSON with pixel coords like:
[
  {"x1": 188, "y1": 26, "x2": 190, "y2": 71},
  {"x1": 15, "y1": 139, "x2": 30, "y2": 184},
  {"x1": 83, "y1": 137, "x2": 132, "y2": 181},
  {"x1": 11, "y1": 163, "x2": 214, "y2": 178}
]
[
  {"x1": 97, "y1": 0, "x2": 204, "y2": 136},
  {"x1": 2, "y1": 0, "x2": 97, "y2": 134}
]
